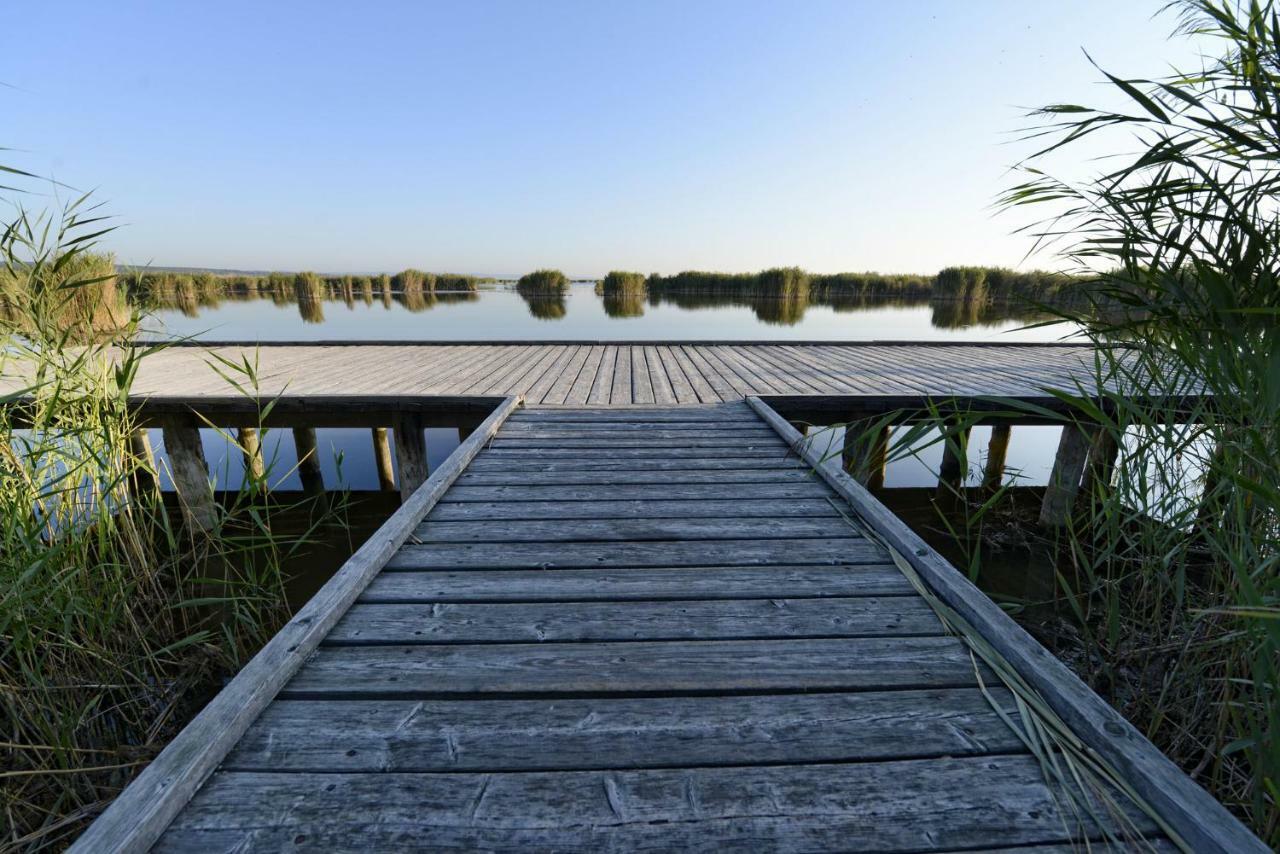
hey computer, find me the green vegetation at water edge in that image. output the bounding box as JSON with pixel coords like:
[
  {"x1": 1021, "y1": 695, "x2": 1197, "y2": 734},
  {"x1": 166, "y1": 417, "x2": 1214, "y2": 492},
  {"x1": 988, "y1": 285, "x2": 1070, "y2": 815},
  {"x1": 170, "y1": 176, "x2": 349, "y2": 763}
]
[
  {"x1": 516, "y1": 268, "x2": 570, "y2": 294},
  {"x1": 597, "y1": 271, "x2": 647, "y2": 317},
  {"x1": 847, "y1": 2, "x2": 1280, "y2": 841},
  {"x1": 0, "y1": 196, "x2": 355, "y2": 848}
]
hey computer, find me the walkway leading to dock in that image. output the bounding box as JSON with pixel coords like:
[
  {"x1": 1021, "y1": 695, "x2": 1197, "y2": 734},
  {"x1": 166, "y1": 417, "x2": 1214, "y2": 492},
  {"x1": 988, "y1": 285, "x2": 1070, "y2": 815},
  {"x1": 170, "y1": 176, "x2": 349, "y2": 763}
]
[{"x1": 68, "y1": 355, "x2": 1261, "y2": 851}]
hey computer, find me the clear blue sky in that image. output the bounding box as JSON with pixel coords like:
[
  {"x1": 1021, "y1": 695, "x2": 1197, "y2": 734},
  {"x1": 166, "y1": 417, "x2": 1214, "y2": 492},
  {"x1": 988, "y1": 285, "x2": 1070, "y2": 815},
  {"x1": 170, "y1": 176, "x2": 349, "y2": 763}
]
[{"x1": 7, "y1": 1, "x2": 1200, "y2": 276}]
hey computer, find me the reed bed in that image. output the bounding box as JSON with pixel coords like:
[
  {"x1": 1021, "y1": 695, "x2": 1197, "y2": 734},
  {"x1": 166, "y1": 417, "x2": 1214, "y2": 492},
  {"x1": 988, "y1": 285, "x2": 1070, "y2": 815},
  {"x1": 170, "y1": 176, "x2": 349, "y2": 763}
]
[
  {"x1": 844, "y1": 3, "x2": 1280, "y2": 841},
  {"x1": 515, "y1": 268, "x2": 569, "y2": 294},
  {"x1": 0, "y1": 200, "x2": 351, "y2": 849},
  {"x1": 597, "y1": 271, "x2": 647, "y2": 317}
]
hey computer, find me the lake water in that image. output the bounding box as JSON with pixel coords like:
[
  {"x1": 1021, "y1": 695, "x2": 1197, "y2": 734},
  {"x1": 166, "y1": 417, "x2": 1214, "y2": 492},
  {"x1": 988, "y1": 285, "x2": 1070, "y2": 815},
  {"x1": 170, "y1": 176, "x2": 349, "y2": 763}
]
[
  {"x1": 138, "y1": 282, "x2": 1077, "y2": 493},
  {"x1": 142, "y1": 282, "x2": 1076, "y2": 343}
]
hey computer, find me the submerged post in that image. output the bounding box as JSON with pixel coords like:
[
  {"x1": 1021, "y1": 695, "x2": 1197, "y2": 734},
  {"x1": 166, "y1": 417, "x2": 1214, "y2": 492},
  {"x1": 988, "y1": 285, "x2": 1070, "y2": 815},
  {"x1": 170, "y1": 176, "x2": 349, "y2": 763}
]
[
  {"x1": 842, "y1": 420, "x2": 889, "y2": 489},
  {"x1": 1039, "y1": 423, "x2": 1094, "y2": 527},
  {"x1": 1081, "y1": 427, "x2": 1119, "y2": 497},
  {"x1": 936, "y1": 426, "x2": 970, "y2": 498},
  {"x1": 392, "y1": 414, "x2": 428, "y2": 501},
  {"x1": 292, "y1": 427, "x2": 326, "y2": 496},
  {"x1": 371, "y1": 427, "x2": 396, "y2": 491},
  {"x1": 983, "y1": 423, "x2": 1012, "y2": 493},
  {"x1": 161, "y1": 417, "x2": 216, "y2": 529}
]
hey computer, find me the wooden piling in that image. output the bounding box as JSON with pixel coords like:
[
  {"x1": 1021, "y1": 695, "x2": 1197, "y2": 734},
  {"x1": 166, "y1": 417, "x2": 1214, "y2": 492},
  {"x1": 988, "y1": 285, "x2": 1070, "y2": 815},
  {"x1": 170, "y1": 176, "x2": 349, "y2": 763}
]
[
  {"x1": 936, "y1": 426, "x2": 970, "y2": 498},
  {"x1": 161, "y1": 418, "x2": 216, "y2": 529},
  {"x1": 129, "y1": 427, "x2": 159, "y2": 494},
  {"x1": 371, "y1": 427, "x2": 396, "y2": 491},
  {"x1": 1039, "y1": 423, "x2": 1094, "y2": 527},
  {"x1": 1081, "y1": 427, "x2": 1120, "y2": 497},
  {"x1": 392, "y1": 414, "x2": 429, "y2": 500},
  {"x1": 982, "y1": 424, "x2": 1011, "y2": 493},
  {"x1": 236, "y1": 427, "x2": 266, "y2": 486},
  {"x1": 292, "y1": 427, "x2": 326, "y2": 496},
  {"x1": 842, "y1": 421, "x2": 889, "y2": 489}
]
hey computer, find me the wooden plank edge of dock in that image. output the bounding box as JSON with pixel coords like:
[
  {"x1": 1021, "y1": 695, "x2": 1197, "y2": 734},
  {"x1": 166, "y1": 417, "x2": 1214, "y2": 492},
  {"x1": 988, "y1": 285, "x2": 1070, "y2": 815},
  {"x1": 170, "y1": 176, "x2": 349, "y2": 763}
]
[
  {"x1": 68, "y1": 395, "x2": 525, "y2": 854},
  {"x1": 744, "y1": 394, "x2": 1265, "y2": 854}
]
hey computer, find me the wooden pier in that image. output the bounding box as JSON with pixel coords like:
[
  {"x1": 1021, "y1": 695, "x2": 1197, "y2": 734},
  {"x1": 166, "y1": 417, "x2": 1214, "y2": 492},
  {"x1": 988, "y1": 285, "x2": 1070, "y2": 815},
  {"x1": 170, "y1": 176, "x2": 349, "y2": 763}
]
[{"x1": 69, "y1": 343, "x2": 1261, "y2": 852}]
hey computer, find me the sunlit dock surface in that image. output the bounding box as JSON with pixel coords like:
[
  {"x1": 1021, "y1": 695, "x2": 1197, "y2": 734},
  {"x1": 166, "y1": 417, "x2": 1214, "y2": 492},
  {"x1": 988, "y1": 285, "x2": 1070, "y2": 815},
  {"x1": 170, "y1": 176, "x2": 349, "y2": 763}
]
[{"x1": 127, "y1": 341, "x2": 1095, "y2": 402}]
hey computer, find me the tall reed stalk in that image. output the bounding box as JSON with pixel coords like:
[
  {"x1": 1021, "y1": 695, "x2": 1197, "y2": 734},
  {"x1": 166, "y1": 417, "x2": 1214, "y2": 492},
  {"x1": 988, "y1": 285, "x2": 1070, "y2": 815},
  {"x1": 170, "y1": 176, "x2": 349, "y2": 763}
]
[
  {"x1": 0, "y1": 198, "x2": 349, "y2": 849},
  {"x1": 847, "y1": 2, "x2": 1280, "y2": 841}
]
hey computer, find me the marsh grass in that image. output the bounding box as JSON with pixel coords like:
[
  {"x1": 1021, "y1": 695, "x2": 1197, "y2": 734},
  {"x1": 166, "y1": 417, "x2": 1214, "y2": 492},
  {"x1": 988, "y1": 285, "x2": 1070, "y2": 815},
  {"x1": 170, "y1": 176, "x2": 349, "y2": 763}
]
[
  {"x1": 840, "y1": 2, "x2": 1280, "y2": 840},
  {"x1": 0, "y1": 201, "x2": 352, "y2": 849},
  {"x1": 516, "y1": 268, "x2": 569, "y2": 294}
]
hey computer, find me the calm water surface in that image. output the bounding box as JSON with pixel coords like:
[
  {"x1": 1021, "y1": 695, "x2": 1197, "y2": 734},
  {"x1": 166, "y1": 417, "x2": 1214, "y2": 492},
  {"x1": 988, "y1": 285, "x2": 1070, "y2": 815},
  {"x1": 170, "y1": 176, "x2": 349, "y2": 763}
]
[{"x1": 143, "y1": 282, "x2": 1078, "y2": 343}]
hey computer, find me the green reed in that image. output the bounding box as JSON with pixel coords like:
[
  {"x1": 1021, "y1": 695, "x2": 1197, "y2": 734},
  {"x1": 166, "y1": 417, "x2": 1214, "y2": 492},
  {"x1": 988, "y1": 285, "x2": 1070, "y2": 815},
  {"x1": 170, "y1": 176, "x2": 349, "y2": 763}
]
[
  {"x1": 845, "y1": 2, "x2": 1280, "y2": 841},
  {"x1": 516, "y1": 268, "x2": 569, "y2": 294},
  {"x1": 0, "y1": 200, "x2": 350, "y2": 849}
]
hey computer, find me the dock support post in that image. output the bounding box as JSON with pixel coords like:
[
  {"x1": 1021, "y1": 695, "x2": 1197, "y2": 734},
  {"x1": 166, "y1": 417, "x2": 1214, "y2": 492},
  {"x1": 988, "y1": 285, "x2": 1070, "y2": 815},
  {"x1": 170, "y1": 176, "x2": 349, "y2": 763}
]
[
  {"x1": 983, "y1": 424, "x2": 1012, "y2": 493},
  {"x1": 393, "y1": 414, "x2": 429, "y2": 501},
  {"x1": 936, "y1": 426, "x2": 970, "y2": 498},
  {"x1": 371, "y1": 427, "x2": 396, "y2": 491},
  {"x1": 292, "y1": 427, "x2": 326, "y2": 496},
  {"x1": 129, "y1": 428, "x2": 159, "y2": 495},
  {"x1": 161, "y1": 418, "x2": 216, "y2": 530},
  {"x1": 842, "y1": 421, "x2": 889, "y2": 489},
  {"x1": 1081, "y1": 427, "x2": 1120, "y2": 497},
  {"x1": 1039, "y1": 423, "x2": 1094, "y2": 527},
  {"x1": 236, "y1": 427, "x2": 266, "y2": 488}
]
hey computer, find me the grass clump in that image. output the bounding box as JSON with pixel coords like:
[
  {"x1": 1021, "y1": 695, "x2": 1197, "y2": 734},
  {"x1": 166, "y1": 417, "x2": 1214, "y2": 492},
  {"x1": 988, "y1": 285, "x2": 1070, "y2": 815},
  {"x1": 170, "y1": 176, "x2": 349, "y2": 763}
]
[
  {"x1": 598, "y1": 271, "x2": 647, "y2": 317},
  {"x1": 516, "y1": 268, "x2": 569, "y2": 295},
  {"x1": 0, "y1": 195, "x2": 351, "y2": 848},
  {"x1": 848, "y1": 3, "x2": 1280, "y2": 841}
]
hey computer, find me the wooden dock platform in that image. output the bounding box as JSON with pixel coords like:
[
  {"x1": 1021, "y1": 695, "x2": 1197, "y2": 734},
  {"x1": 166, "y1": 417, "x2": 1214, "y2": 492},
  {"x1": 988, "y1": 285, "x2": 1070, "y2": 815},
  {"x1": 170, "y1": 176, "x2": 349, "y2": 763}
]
[
  {"x1": 124, "y1": 341, "x2": 1096, "y2": 403},
  {"x1": 72, "y1": 386, "x2": 1262, "y2": 852}
]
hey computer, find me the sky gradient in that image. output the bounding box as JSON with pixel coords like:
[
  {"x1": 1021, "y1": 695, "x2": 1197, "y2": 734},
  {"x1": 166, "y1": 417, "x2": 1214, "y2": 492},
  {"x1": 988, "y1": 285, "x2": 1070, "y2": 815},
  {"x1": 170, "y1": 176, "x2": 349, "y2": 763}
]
[{"x1": 7, "y1": 1, "x2": 1202, "y2": 276}]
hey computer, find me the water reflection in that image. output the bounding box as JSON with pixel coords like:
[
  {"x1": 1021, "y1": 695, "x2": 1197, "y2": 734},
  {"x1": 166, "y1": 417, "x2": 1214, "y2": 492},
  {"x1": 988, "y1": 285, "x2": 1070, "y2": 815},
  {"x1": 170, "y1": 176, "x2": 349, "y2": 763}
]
[
  {"x1": 137, "y1": 280, "x2": 1078, "y2": 343},
  {"x1": 519, "y1": 293, "x2": 568, "y2": 320}
]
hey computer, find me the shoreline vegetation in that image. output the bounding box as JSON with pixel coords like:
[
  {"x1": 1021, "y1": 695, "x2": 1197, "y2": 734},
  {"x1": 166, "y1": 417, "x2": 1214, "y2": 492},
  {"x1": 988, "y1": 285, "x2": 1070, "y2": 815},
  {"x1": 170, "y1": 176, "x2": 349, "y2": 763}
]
[{"x1": 5, "y1": 262, "x2": 1085, "y2": 329}]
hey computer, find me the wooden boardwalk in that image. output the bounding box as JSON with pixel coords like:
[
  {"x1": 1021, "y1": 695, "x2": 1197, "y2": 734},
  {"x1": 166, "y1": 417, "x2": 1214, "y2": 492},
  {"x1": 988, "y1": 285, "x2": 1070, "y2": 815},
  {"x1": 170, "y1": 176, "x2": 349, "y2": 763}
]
[
  {"x1": 69, "y1": 352, "x2": 1262, "y2": 850},
  {"x1": 126, "y1": 341, "x2": 1095, "y2": 402}
]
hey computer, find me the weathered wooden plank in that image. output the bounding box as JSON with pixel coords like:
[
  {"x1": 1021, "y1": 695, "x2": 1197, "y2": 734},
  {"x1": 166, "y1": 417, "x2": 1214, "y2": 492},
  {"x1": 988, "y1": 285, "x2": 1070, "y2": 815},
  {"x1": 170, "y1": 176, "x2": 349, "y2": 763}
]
[
  {"x1": 523, "y1": 344, "x2": 581, "y2": 404},
  {"x1": 327, "y1": 597, "x2": 941, "y2": 644},
  {"x1": 631, "y1": 345, "x2": 656, "y2": 404},
  {"x1": 499, "y1": 421, "x2": 774, "y2": 433},
  {"x1": 68, "y1": 396, "x2": 525, "y2": 854},
  {"x1": 411, "y1": 516, "x2": 859, "y2": 543},
  {"x1": 361, "y1": 565, "x2": 916, "y2": 603},
  {"x1": 444, "y1": 482, "x2": 833, "y2": 502},
  {"x1": 586, "y1": 345, "x2": 617, "y2": 405},
  {"x1": 386, "y1": 537, "x2": 880, "y2": 570},
  {"x1": 427, "y1": 498, "x2": 839, "y2": 520},
  {"x1": 563, "y1": 345, "x2": 605, "y2": 405},
  {"x1": 542, "y1": 344, "x2": 591, "y2": 405},
  {"x1": 611, "y1": 344, "x2": 634, "y2": 404},
  {"x1": 454, "y1": 469, "x2": 818, "y2": 487},
  {"x1": 224, "y1": 688, "x2": 1023, "y2": 771},
  {"x1": 489, "y1": 435, "x2": 786, "y2": 448},
  {"x1": 745, "y1": 396, "x2": 1264, "y2": 854},
  {"x1": 649, "y1": 346, "x2": 684, "y2": 404},
  {"x1": 462, "y1": 455, "x2": 805, "y2": 473},
  {"x1": 284, "y1": 636, "x2": 984, "y2": 696},
  {"x1": 510, "y1": 405, "x2": 752, "y2": 422},
  {"x1": 475, "y1": 444, "x2": 795, "y2": 458},
  {"x1": 158, "y1": 755, "x2": 1156, "y2": 852}
]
